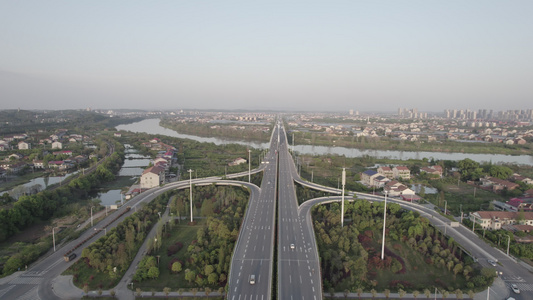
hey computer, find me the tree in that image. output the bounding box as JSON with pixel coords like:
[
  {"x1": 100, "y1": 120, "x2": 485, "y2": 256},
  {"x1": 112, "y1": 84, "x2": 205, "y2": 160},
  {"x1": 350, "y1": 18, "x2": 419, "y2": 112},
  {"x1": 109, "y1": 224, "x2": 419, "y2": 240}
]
[
  {"x1": 399, "y1": 289, "x2": 407, "y2": 299},
  {"x1": 384, "y1": 289, "x2": 390, "y2": 299},
  {"x1": 163, "y1": 287, "x2": 171, "y2": 297},
  {"x1": 442, "y1": 290, "x2": 449, "y2": 299},
  {"x1": 147, "y1": 266, "x2": 160, "y2": 279},
  {"x1": 185, "y1": 269, "x2": 196, "y2": 283},
  {"x1": 424, "y1": 289, "x2": 431, "y2": 299},
  {"x1": 357, "y1": 287, "x2": 363, "y2": 299},
  {"x1": 413, "y1": 290, "x2": 420, "y2": 299},
  {"x1": 455, "y1": 289, "x2": 463, "y2": 299},
  {"x1": 171, "y1": 261, "x2": 182, "y2": 273}
]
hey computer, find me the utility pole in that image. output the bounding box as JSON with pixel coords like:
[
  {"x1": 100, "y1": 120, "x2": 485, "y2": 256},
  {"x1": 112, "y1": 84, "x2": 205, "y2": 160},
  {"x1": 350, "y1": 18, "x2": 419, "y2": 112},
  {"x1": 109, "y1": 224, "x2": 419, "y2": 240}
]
[
  {"x1": 248, "y1": 149, "x2": 251, "y2": 183},
  {"x1": 188, "y1": 169, "x2": 193, "y2": 223},
  {"x1": 341, "y1": 168, "x2": 346, "y2": 227},
  {"x1": 381, "y1": 191, "x2": 388, "y2": 260}
]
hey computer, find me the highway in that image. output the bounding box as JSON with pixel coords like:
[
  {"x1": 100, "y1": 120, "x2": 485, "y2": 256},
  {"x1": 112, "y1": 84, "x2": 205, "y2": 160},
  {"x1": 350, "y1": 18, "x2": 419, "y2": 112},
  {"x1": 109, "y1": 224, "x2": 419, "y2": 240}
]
[
  {"x1": 3, "y1": 120, "x2": 533, "y2": 300},
  {"x1": 277, "y1": 124, "x2": 323, "y2": 300},
  {"x1": 227, "y1": 124, "x2": 279, "y2": 300}
]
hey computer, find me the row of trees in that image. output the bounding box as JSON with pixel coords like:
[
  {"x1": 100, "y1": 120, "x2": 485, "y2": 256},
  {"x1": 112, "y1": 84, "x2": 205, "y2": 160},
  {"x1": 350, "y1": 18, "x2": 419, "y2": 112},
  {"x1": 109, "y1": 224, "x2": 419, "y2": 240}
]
[
  {"x1": 76, "y1": 191, "x2": 171, "y2": 288},
  {"x1": 0, "y1": 138, "x2": 124, "y2": 243},
  {"x1": 134, "y1": 185, "x2": 249, "y2": 290},
  {"x1": 313, "y1": 199, "x2": 494, "y2": 292}
]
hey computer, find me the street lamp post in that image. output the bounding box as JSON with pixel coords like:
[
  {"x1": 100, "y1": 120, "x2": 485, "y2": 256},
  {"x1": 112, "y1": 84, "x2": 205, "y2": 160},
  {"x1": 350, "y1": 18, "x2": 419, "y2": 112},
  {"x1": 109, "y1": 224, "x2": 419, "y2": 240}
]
[
  {"x1": 381, "y1": 191, "x2": 388, "y2": 260},
  {"x1": 188, "y1": 169, "x2": 193, "y2": 223},
  {"x1": 472, "y1": 214, "x2": 476, "y2": 232},
  {"x1": 53, "y1": 227, "x2": 58, "y2": 252},
  {"x1": 341, "y1": 168, "x2": 346, "y2": 227},
  {"x1": 460, "y1": 204, "x2": 463, "y2": 223},
  {"x1": 444, "y1": 200, "x2": 447, "y2": 216},
  {"x1": 90, "y1": 206, "x2": 95, "y2": 227},
  {"x1": 248, "y1": 149, "x2": 251, "y2": 183},
  {"x1": 507, "y1": 235, "x2": 511, "y2": 256}
]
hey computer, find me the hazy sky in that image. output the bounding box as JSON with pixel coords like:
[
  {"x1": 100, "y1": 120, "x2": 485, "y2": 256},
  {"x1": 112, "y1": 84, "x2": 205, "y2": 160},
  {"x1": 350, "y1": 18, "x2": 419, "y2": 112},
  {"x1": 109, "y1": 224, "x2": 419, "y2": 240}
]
[{"x1": 1, "y1": 1, "x2": 532, "y2": 112}]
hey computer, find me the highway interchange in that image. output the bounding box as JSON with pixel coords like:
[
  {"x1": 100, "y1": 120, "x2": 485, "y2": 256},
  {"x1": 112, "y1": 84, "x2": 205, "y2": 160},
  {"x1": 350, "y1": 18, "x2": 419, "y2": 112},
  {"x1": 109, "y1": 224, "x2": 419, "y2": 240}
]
[{"x1": 0, "y1": 121, "x2": 532, "y2": 299}]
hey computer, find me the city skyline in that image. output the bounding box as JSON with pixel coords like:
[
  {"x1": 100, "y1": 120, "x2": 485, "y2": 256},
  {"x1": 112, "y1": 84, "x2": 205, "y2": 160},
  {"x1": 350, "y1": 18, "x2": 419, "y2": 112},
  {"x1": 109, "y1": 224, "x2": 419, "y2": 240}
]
[{"x1": 1, "y1": 1, "x2": 532, "y2": 112}]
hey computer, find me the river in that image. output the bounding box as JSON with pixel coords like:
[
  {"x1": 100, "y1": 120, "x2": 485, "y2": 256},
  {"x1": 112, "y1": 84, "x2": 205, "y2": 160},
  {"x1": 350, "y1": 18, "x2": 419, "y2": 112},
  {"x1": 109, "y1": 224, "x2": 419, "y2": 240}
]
[{"x1": 117, "y1": 119, "x2": 533, "y2": 166}]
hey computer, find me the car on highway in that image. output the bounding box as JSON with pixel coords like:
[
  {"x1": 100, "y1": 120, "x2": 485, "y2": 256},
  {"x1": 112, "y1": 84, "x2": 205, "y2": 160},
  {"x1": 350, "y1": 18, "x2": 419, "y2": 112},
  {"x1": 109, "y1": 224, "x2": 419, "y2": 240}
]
[
  {"x1": 488, "y1": 259, "x2": 497, "y2": 267},
  {"x1": 290, "y1": 243, "x2": 295, "y2": 250},
  {"x1": 249, "y1": 274, "x2": 255, "y2": 285},
  {"x1": 511, "y1": 284, "x2": 520, "y2": 294}
]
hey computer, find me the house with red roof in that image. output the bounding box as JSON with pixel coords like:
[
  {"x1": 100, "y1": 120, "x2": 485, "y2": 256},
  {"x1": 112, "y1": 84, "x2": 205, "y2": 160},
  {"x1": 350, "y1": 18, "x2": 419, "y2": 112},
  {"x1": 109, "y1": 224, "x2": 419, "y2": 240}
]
[
  {"x1": 377, "y1": 166, "x2": 393, "y2": 179},
  {"x1": 140, "y1": 165, "x2": 165, "y2": 189},
  {"x1": 393, "y1": 166, "x2": 411, "y2": 180}
]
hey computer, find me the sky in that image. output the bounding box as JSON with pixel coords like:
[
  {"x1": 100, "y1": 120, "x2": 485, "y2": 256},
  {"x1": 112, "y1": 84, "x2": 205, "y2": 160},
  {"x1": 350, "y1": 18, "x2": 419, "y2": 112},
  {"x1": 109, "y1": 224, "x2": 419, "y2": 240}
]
[{"x1": 1, "y1": 1, "x2": 532, "y2": 112}]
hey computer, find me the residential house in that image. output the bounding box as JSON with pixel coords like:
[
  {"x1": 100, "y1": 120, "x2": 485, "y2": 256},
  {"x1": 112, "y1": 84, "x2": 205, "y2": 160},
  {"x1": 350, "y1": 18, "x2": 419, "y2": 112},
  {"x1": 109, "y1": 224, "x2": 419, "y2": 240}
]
[
  {"x1": 33, "y1": 160, "x2": 45, "y2": 169},
  {"x1": 229, "y1": 157, "x2": 247, "y2": 166},
  {"x1": 393, "y1": 166, "x2": 411, "y2": 180},
  {"x1": 51, "y1": 141, "x2": 63, "y2": 149},
  {"x1": 420, "y1": 165, "x2": 443, "y2": 178},
  {"x1": 384, "y1": 180, "x2": 415, "y2": 197},
  {"x1": 506, "y1": 198, "x2": 533, "y2": 212},
  {"x1": 373, "y1": 175, "x2": 390, "y2": 188},
  {"x1": 480, "y1": 176, "x2": 519, "y2": 192},
  {"x1": 470, "y1": 211, "x2": 533, "y2": 230},
  {"x1": 18, "y1": 141, "x2": 31, "y2": 150},
  {"x1": 1, "y1": 162, "x2": 26, "y2": 174},
  {"x1": 140, "y1": 165, "x2": 165, "y2": 189},
  {"x1": 361, "y1": 170, "x2": 379, "y2": 187},
  {"x1": 377, "y1": 166, "x2": 393, "y2": 179}
]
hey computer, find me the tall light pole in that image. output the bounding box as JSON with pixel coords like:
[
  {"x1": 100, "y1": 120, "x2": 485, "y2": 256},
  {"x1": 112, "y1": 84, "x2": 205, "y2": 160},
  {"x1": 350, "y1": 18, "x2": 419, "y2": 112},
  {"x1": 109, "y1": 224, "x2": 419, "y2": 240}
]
[
  {"x1": 460, "y1": 204, "x2": 463, "y2": 223},
  {"x1": 90, "y1": 206, "x2": 95, "y2": 227},
  {"x1": 507, "y1": 235, "x2": 511, "y2": 256},
  {"x1": 188, "y1": 169, "x2": 193, "y2": 223},
  {"x1": 444, "y1": 200, "x2": 447, "y2": 216},
  {"x1": 381, "y1": 191, "x2": 388, "y2": 260},
  {"x1": 248, "y1": 149, "x2": 251, "y2": 183},
  {"x1": 341, "y1": 168, "x2": 346, "y2": 227},
  {"x1": 53, "y1": 227, "x2": 58, "y2": 252},
  {"x1": 472, "y1": 214, "x2": 477, "y2": 232}
]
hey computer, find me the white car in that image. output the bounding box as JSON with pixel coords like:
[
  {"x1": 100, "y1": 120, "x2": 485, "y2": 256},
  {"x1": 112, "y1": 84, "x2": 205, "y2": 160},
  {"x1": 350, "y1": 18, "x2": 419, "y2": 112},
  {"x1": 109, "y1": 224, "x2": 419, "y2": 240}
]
[
  {"x1": 290, "y1": 244, "x2": 295, "y2": 250},
  {"x1": 249, "y1": 274, "x2": 255, "y2": 285},
  {"x1": 511, "y1": 284, "x2": 520, "y2": 294},
  {"x1": 488, "y1": 259, "x2": 497, "y2": 267}
]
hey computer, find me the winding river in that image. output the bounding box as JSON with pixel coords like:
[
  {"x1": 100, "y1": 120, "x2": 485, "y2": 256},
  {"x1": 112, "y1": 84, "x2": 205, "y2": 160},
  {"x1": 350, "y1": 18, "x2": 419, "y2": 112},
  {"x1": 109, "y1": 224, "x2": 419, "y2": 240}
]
[{"x1": 117, "y1": 119, "x2": 533, "y2": 166}]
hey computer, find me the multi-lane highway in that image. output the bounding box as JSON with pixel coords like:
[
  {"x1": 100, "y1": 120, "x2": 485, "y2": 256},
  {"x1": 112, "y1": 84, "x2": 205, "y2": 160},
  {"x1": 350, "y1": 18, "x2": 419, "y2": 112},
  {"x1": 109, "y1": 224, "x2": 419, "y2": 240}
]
[
  {"x1": 277, "y1": 125, "x2": 323, "y2": 300},
  {"x1": 227, "y1": 124, "x2": 279, "y2": 300},
  {"x1": 3, "y1": 120, "x2": 533, "y2": 300}
]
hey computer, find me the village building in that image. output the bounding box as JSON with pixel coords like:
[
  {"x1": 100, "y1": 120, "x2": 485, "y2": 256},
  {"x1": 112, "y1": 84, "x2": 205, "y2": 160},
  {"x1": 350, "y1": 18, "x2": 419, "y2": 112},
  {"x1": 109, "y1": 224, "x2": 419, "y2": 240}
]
[{"x1": 140, "y1": 165, "x2": 165, "y2": 189}]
